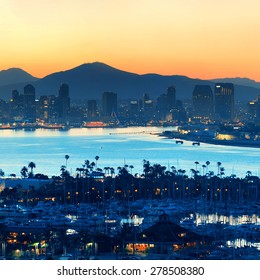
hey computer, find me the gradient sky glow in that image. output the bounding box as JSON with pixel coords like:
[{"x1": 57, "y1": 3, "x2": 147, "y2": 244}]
[{"x1": 1, "y1": 0, "x2": 260, "y2": 81}]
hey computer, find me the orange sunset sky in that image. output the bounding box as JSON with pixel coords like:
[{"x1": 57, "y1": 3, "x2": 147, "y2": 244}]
[{"x1": 0, "y1": 0, "x2": 260, "y2": 81}]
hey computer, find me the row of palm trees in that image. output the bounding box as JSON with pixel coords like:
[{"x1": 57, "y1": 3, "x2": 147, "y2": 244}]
[{"x1": 1, "y1": 155, "x2": 259, "y2": 206}]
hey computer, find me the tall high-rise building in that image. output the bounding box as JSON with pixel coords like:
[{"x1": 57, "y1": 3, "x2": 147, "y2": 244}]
[
  {"x1": 215, "y1": 83, "x2": 234, "y2": 121},
  {"x1": 192, "y1": 85, "x2": 213, "y2": 120},
  {"x1": 58, "y1": 83, "x2": 70, "y2": 121},
  {"x1": 88, "y1": 100, "x2": 98, "y2": 119},
  {"x1": 129, "y1": 100, "x2": 139, "y2": 117},
  {"x1": 102, "y1": 92, "x2": 117, "y2": 117},
  {"x1": 156, "y1": 94, "x2": 169, "y2": 120},
  {"x1": 23, "y1": 84, "x2": 36, "y2": 122},
  {"x1": 10, "y1": 90, "x2": 24, "y2": 121},
  {"x1": 167, "y1": 86, "x2": 176, "y2": 109},
  {"x1": 38, "y1": 95, "x2": 58, "y2": 122},
  {"x1": 156, "y1": 86, "x2": 176, "y2": 121}
]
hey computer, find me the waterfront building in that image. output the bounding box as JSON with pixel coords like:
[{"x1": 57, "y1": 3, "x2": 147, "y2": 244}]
[
  {"x1": 102, "y1": 91, "x2": 117, "y2": 117},
  {"x1": 144, "y1": 99, "x2": 154, "y2": 120},
  {"x1": 87, "y1": 100, "x2": 98, "y2": 119},
  {"x1": 192, "y1": 85, "x2": 214, "y2": 121},
  {"x1": 57, "y1": 83, "x2": 70, "y2": 122},
  {"x1": 9, "y1": 90, "x2": 24, "y2": 121},
  {"x1": 129, "y1": 100, "x2": 139, "y2": 118},
  {"x1": 167, "y1": 86, "x2": 176, "y2": 109},
  {"x1": 156, "y1": 94, "x2": 170, "y2": 120},
  {"x1": 125, "y1": 213, "x2": 207, "y2": 254},
  {"x1": 38, "y1": 95, "x2": 58, "y2": 123},
  {"x1": 172, "y1": 100, "x2": 188, "y2": 123},
  {"x1": 156, "y1": 86, "x2": 177, "y2": 121},
  {"x1": 215, "y1": 83, "x2": 234, "y2": 121},
  {"x1": 23, "y1": 84, "x2": 36, "y2": 122}
]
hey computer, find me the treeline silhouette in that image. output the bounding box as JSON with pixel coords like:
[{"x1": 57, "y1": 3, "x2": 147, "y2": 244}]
[{"x1": 1, "y1": 157, "x2": 259, "y2": 206}]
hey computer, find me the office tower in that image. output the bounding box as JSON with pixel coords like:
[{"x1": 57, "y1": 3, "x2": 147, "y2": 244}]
[
  {"x1": 38, "y1": 95, "x2": 58, "y2": 122},
  {"x1": 157, "y1": 94, "x2": 169, "y2": 120},
  {"x1": 172, "y1": 100, "x2": 188, "y2": 122},
  {"x1": 129, "y1": 100, "x2": 139, "y2": 118},
  {"x1": 167, "y1": 86, "x2": 176, "y2": 109},
  {"x1": 58, "y1": 83, "x2": 70, "y2": 121},
  {"x1": 10, "y1": 90, "x2": 24, "y2": 121},
  {"x1": 102, "y1": 92, "x2": 117, "y2": 117},
  {"x1": 215, "y1": 83, "x2": 234, "y2": 121},
  {"x1": 192, "y1": 85, "x2": 213, "y2": 120},
  {"x1": 88, "y1": 100, "x2": 98, "y2": 119},
  {"x1": 23, "y1": 84, "x2": 36, "y2": 122},
  {"x1": 143, "y1": 99, "x2": 154, "y2": 120}
]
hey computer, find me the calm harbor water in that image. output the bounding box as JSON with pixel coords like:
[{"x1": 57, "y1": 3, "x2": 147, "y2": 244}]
[{"x1": 0, "y1": 126, "x2": 259, "y2": 178}]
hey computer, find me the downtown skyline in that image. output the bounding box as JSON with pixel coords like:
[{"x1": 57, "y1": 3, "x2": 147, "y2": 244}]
[{"x1": 0, "y1": 0, "x2": 260, "y2": 81}]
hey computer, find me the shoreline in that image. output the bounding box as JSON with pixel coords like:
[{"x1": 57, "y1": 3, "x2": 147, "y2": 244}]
[{"x1": 160, "y1": 133, "x2": 260, "y2": 149}]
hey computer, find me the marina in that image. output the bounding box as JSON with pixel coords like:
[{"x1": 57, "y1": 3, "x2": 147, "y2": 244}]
[{"x1": 0, "y1": 127, "x2": 259, "y2": 260}]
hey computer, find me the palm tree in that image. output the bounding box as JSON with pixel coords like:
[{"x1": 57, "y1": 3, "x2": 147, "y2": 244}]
[
  {"x1": 0, "y1": 169, "x2": 4, "y2": 178},
  {"x1": 194, "y1": 161, "x2": 199, "y2": 171},
  {"x1": 28, "y1": 162, "x2": 36, "y2": 175},
  {"x1": 171, "y1": 166, "x2": 177, "y2": 175},
  {"x1": 21, "y1": 166, "x2": 28, "y2": 178},
  {"x1": 206, "y1": 161, "x2": 210, "y2": 174},
  {"x1": 65, "y1": 155, "x2": 70, "y2": 169},
  {"x1": 202, "y1": 164, "x2": 206, "y2": 176},
  {"x1": 220, "y1": 167, "x2": 225, "y2": 178},
  {"x1": 129, "y1": 165, "x2": 134, "y2": 175},
  {"x1": 95, "y1": 156, "x2": 99, "y2": 169},
  {"x1": 217, "y1": 162, "x2": 222, "y2": 176}
]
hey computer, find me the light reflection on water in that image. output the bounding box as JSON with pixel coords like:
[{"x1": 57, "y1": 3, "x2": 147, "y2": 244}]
[
  {"x1": 227, "y1": 239, "x2": 260, "y2": 250},
  {"x1": 0, "y1": 126, "x2": 259, "y2": 177},
  {"x1": 195, "y1": 213, "x2": 260, "y2": 226},
  {"x1": 190, "y1": 211, "x2": 260, "y2": 252}
]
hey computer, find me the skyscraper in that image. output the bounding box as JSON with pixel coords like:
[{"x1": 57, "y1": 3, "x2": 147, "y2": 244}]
[
  {"x1": 58, "y1": 83, "x2": 70, "y2": 121},
  {"x1": 102, "y1": 92, "x2": 117, "y2": 117},
  {"x1": 38, "y1": 95, "x2": 58, "y2": 123},
  {"x1": 88, "y1": 100, "x2": 98, "y2": 119},
  {"x1": 192, "y1": 85, "x2": 213, "y2": 121},
  {"x1": 156, "y1": 86, "x2": 176, "y2": 121},
  {"x1": 10, "y1": 90, "x2": 24, "y2": 121},
  {"x1": 215, "y1": 83, "x2": 234, "y2": 121},
  {"x1": 23, "y1": 84, "x2": 36, "y2": 122},
  {"x1": 167, "y1": 86, "x2": 176, "y2": 109}
]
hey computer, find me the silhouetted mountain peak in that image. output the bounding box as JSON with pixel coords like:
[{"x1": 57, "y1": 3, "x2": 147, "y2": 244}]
[
  {"x1": 0, "y1": 68, "x2": 38, "y2": 87},
  {"x1": 0, "y1": 62, "x2": 259, "y2": 102}
]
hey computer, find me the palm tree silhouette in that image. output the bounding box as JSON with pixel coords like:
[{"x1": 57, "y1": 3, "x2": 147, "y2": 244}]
[
  {"x1": 217, "y1": 162, "x2": 222, "y2": 176},
  {"x1": 206, "y1": 161, "x2": 210, "y2": 174},
  {"x1": 194, "y1": 161, "x2": 199, "y2": 171},
  {"x1": 21, "y1": 166, "x2": 28, "y2": 178},
  {"x1": 129, "y1": 165, "x2": 134, "y2": 175},
  {"x1": 95, "y1": 156, "x2": 99, "y2": 169},
  {"x1": 202, "y1": 164, "x2": 206, "y2": 176},
  {"x1": 28, "y1": 162, "x2": 36, "y2": 175},
  {"x1": 65, "y1": 155, "x2": 70, "y2": 169},
  {"x1": 0, "y1": 169, "x2": 4, "y2": 178}
]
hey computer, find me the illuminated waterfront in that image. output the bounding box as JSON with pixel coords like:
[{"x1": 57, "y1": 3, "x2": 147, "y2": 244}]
[{"x1": 0, "y1": 127, "x2": 259, "y2": 178}]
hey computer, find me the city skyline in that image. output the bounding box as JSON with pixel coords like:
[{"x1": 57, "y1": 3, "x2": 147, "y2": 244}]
[{"x1": 1, "y1": 1, "x2": 260, "y2": 81}]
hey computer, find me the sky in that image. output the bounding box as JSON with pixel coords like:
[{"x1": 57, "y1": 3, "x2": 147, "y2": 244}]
[{"x1": 0, "y1": 0, "x2": 260, "y2": 81}]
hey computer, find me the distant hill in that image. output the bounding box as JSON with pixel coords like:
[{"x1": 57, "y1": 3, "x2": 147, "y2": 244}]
[
  {"x1": 0, "y1": 68, "x2": 38, "y2": 87},
  {"x1": 211, "y1": 77, "x2": 260, "y2": 90},
  {"x1": 0, "y1": 62, "x2": 259, "y2": 102}
]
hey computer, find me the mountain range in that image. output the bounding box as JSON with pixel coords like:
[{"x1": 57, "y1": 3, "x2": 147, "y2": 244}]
[{"x1": 0, "y1": 62, "x2": 259, "y2": 102}]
